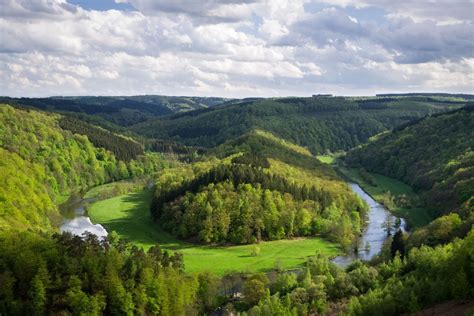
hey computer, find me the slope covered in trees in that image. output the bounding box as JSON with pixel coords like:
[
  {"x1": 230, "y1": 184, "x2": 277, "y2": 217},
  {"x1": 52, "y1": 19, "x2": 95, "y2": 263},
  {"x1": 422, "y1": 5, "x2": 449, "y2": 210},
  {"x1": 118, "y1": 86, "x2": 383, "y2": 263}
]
[
  {"x1": 151, "y1": 131, "x2": 367, "y2": 249},
  {"x1": 133, "y1": 96, "x2": 463, "y2": 154},
  {"x1": 1, "y1": 94, "x2": 472, "y2": 315},
  {"x1": 345, "y1": 106, "x2": 474, "y2": 219},
  {"x1": 0, "y1": 95, "x2": 229, "y2": 127},
  {"x1": 0, "y1": 104, "x2": 165, "y2": 231},
  {"x1": 58, "y1": 116, "x2": 144, "y2": 161}
]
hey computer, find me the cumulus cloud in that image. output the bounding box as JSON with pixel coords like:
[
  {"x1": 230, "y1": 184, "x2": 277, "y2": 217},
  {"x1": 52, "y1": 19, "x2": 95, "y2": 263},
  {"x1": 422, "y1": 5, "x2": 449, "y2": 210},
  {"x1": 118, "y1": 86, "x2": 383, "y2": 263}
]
[{"x1": 0, "y1": 0, "x2": 472, "y2": 97}]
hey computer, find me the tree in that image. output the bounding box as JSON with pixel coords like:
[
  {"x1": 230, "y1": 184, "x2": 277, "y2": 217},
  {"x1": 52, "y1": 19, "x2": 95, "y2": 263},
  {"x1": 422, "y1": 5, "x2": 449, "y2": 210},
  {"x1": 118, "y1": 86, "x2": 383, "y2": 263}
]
[
  {"x1": 243, "y1": 274, "x2": 269, "y2": 305},
  {"x1": 391, "y1": 229, "x2": 405, "y2": 259},
  {"x1": 197, "y1": 272, "x2": 220, "y2": 313}
]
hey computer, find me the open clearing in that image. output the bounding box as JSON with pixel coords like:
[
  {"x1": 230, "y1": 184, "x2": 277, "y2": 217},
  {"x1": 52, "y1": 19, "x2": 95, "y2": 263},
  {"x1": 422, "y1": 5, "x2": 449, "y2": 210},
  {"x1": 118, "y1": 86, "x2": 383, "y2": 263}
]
[
  {"x1": 337, "y1": 166, "x2": 433, "y2": 228},
  {"x1": 88, "y1": 188, "x2": 340, "y2": 275}
]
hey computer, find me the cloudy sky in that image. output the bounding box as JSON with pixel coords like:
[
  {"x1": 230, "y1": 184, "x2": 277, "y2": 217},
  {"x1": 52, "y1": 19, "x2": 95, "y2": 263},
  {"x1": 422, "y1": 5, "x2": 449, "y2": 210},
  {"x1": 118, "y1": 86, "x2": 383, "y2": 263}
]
[{"x1": 1, "y1": 0, "x2": 473, "y2": 97}]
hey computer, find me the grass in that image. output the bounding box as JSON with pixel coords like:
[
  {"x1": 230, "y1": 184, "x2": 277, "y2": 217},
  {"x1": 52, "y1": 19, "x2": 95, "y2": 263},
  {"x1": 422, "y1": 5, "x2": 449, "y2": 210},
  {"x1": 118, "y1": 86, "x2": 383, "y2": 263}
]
[
  {"x1": 88, "y1": 189, "x2": 340, "y2": 275},
  {"x1": 316, "y1": 152, "x2": 344, "y2": 164},
  {"x1": 316, "y1": 155, "x2": 335, "y2": 164},
  {"x1": 337, "y1": 166, "x2": 433, "y2": 228},
  {"x1": 84, "y1": 177, "x2": 152, "y2": 199}
]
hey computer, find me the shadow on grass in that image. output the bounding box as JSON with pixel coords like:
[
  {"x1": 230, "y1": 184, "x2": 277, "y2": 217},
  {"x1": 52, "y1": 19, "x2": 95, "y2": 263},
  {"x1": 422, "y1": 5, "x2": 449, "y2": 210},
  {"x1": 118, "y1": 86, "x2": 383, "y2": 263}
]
[{"x1": 96, "y1": 189, "x2": 197, "y2": 251}]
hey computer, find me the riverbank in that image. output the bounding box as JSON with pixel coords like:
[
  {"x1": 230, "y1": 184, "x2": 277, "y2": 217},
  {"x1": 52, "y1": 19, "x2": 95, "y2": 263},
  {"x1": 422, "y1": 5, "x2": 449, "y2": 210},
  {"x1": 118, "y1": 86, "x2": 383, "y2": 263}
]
[{"x1": 336, "y1": 166, "x2": 433, "y2": 228}]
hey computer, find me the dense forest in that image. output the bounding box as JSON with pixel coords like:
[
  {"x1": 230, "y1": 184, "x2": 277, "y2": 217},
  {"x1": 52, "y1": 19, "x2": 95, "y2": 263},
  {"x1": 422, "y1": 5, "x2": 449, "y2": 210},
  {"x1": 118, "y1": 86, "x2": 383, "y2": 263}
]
[
  {"x1": 0, "y1": 94, "x2": 473, "y2": 315},
  {"x1": 59, "y1": 116, "x2": 144, "y2": 162},
  {"x1": 0, "y1": 231, "x2": 197, "y2": 315},
  {"x1": 132, "y1": 96, "x2": 464, "y2": 154},
  {"x1": 0, "y1": 105, "x2": 166, "y2": 231},
  {"x1": 0, "y1": 96, "x2": 229, "y2": 127},
  {"x1": 1, "y1": 228, "x2": 473, "y2": 315},
  {"x1": 150, "y1": 133, "x2": 368, "y2": 249},
  {"x1": 345, "y1": 106, "x2": 474, "y2": 218}
]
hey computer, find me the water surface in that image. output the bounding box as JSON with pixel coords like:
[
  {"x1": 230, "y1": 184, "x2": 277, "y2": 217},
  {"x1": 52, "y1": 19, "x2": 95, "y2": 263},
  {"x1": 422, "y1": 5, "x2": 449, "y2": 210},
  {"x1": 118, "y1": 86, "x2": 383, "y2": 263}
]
[
  {"x1": 332, "y1": 183, "x2": 406, "y2": 266},
  {"x1": 59, "y1": 193, "x2": 108, "y2": 238}
]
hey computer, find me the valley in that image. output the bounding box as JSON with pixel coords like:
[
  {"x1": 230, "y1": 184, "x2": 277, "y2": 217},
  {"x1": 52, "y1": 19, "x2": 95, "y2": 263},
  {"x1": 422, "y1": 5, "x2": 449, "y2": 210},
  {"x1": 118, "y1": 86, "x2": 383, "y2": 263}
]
[
  {"x1": 3, "y1": 1, "x2": 474, "y2": 314},
  {"x1": 0, "y1": 95, "x2": 472, "y2": 315}
]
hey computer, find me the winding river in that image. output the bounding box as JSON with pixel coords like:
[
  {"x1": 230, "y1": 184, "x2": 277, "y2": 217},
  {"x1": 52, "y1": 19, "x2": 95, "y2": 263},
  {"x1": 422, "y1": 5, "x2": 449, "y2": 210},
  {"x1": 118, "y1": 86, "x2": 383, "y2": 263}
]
[
  {"x1": 332, "y1": 183, "x2": 406, "y2": 266},
  {"x1": 59, "y1": 182, "x2": 405, "y2": 266}
]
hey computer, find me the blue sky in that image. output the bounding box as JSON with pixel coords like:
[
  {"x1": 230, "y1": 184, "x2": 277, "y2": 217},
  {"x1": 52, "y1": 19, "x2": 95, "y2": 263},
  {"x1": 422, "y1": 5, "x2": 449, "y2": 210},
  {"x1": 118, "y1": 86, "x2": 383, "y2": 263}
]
[
  {"x1": 69, "y1": 0, "x2": 135, "y2": 11},
  {"x1": 0, "y1": 0, "x2": 472, "y2": 97}
]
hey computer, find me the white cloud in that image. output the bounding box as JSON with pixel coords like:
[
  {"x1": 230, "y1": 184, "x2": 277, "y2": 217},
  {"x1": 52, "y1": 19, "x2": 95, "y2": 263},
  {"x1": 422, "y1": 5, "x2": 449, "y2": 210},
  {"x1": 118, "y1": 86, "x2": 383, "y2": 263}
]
[{"x1": 0, "y1": 0, "x2": 472, "y2": 97}]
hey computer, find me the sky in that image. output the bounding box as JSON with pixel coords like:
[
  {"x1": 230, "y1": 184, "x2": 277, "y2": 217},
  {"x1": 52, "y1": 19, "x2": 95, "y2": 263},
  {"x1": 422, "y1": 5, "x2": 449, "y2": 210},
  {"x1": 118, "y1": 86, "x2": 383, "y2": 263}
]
[{"x1": 0, "y1": 0, "x2": 473, "y2": 97}]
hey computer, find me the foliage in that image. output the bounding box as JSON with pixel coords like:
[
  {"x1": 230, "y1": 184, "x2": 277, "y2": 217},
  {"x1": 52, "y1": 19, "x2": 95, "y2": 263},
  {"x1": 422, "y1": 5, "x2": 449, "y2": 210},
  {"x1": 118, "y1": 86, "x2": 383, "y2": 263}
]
[
  {"x1": 159, "y1": 181, "x2": 363, "y2": 246},
  {"x1": 235, "y1": 228, "x2": 474, "y2": 316},
  {"x1": 133, "y1": 96, "x2": 457, "y2": 154},
  {"x1": 345, "y1": 107, "x2": 474, "y2": 220},
  {"x1": 88, "y1": 188, "x2": 340, "y2": 275},
  {"x1": 0, "y1": 104, "x2": 166, "y2": 230},
  {"x1": 1, "y1": 95, "x2": 229, "y2": 126},
  {"x1": 0, "y1": 231, "x2": 198, "y2": 315},
  {"x1": 59, "y1": 116, "x2": 144, "y2": 161},
  {"x1": 345, "y1": 228, "x2": 474, "y2": 316}
]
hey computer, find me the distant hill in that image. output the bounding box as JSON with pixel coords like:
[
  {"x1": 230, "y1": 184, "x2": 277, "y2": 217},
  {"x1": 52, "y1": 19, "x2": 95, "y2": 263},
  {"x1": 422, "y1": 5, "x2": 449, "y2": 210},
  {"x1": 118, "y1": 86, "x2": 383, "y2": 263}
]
[
  {"x1": 132, "y1": 96, "x2": 465, "y2": 154},
  {"x1": 0, "y1": 95, "x2": 230, "y2": 127},
  {"x1": 375, "y1": 93, "x2": 474, "y2": 100}
]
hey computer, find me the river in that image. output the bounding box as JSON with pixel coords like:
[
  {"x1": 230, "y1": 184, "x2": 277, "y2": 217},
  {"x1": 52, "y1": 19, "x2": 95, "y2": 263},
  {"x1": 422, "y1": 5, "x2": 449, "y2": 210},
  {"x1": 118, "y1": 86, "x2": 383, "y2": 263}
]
[
  {"x1": 332, "y1": 183, "x2": 406, "y2": 266},
  {"x1": 59, "y1": 192, "x2": 108, "y2": 238},
  {"x1": 59, "y1": 182, "x2": 405, "y2": 267}
]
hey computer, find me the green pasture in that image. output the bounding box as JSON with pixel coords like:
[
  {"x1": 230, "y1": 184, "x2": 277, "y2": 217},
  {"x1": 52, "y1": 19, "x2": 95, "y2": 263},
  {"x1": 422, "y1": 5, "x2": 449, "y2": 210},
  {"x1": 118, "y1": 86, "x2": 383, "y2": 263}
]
[{"x1": 88, "y1": 189, "x2": 340, "y2": 275}]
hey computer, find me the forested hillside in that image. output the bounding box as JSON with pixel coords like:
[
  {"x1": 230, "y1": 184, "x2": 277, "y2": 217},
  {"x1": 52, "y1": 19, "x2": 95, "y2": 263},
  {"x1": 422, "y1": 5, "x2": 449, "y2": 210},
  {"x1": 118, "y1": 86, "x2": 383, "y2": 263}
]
[
  {"x1": 0, "y1": 95, "x2": 229, "y2": 127},
  {"x1": 345, "y1": 106, "x2": 473, "y2": 216},
  {"x1": 0, "y1": 104, "x2": 165, "y2": 231},
  {"x1": 58, "y1": 116, "x2": 144, "y2": 161},
  {"x1": 151, "y1": 131, "x2": 367, "y2": 249},
  {"x1": 133, "y1": 96, "x2": 463, "y2": 154},
  {"x1": 0, "y1": 95, "x2": 473, "y2": 316},
  {"x1": 345, "y1": 106, "x2": 474, "y2": 249}
]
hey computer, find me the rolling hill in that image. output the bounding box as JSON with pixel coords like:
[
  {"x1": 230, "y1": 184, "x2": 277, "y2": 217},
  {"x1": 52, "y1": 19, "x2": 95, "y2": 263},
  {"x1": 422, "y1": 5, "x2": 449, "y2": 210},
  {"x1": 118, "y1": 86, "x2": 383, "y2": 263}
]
[
  {"x1": 132, "y1": 96, "x2": 465, "y2": 154},
  {"x1": 0, "y1": 104, "x2": 164, "y2": 231},
  {"x1": 345, "y1": 106, "x2": 474, "y2": 216}
]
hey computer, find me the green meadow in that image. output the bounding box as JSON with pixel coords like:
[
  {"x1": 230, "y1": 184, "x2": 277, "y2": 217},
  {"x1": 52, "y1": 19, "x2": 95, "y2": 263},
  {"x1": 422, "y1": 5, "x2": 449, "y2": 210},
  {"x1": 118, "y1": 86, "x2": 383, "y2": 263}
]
[
  {"x1": 88, "y1": 188, "x2": 340, "y2": 275},
  {"x1": 337, "y1": 166, "x2": 433, "y2": 228}
]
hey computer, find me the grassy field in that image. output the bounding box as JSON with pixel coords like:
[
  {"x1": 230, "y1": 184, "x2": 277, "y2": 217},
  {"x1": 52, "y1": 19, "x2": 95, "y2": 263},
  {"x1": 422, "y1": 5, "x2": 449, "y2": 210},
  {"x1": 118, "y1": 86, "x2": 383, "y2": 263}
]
[
  {"x1": 88, "y1": 189, "x2": 340, "y2": 275},
  {"x1": 316, "y1": 155, "x2": 335, "y2": 164},
  {"x1": 316, "y1": 152, "x2": 344, "y2": 164},
  {"x1": 337, "y1": 166, "x2": 433, "y2": 228},
  {"x1": 84, "y1": 176, "x2": 152, "y2": 199}
]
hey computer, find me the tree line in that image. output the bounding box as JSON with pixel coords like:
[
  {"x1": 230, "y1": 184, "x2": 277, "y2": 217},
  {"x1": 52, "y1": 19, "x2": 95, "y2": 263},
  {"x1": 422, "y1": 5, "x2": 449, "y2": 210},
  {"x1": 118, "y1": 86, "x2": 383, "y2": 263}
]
[{"x1": 0, "y1": 231, "x2": 199, "y2": 315}]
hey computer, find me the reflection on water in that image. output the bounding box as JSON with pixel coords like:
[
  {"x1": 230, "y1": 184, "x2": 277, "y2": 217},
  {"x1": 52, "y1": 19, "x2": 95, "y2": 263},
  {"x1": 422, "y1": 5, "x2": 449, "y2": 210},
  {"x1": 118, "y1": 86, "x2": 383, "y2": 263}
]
[
  {"x1": 332, "y1": 183, "x2": 406, "y2": 266},
  {"x1": 59, "y1": 193, "x2": 108, "y2": 238}
]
